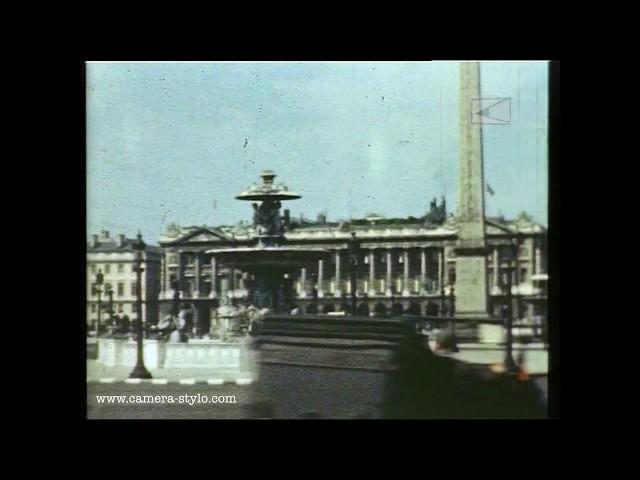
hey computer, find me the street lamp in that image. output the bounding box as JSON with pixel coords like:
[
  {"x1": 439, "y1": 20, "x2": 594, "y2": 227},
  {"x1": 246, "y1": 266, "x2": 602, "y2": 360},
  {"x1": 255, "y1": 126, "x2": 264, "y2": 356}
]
[
  {"x1": 501, "y1": 240, "x2": 518, "y2": 372},
  {"x1": 129, "y1": 232, "x2": 152, "y2": 379},
  {"x1": 439, "y1": 271, "x2": 446, "y2": 317},
  {"x1": 105, "y1": 284, "x2": 114, "y2": 326},
  {"x1": 348, "y1": 232, "x2": 360, "y2": 316},
  {"x1": 171, "y1": 279, "x2": 182, "y2": 317},
  {"x1": 312, "y1": 284, "x2": 319, "y2": 315},
  {"x1": 448, "y1": 283, "x2": 459, "y2": 352},
  {"x1": 94, "y1": 269, "x2": 104, "y2": 336}
]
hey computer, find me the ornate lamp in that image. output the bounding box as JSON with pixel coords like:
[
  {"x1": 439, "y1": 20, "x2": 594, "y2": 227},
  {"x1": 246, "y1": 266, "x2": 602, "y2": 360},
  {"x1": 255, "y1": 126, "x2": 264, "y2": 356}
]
[
  {"x1": 105, "y1": 284, "x2": 114, "y2": 326},
  {"x1": 128, "y1": 232, "x2": 152, "y2": 379},
  {"x1": 94, "y1": 269, "x2": 104, "y2": 336},
  {"x1": 500, "y1": 239, "x2": 518, "y2": 372}
]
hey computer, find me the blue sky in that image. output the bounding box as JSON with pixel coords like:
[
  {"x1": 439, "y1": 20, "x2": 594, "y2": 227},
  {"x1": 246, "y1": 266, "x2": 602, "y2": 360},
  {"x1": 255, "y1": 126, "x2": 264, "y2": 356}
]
[{"x1": 87, "y1": 61, "x2": 548, "y2": 243}]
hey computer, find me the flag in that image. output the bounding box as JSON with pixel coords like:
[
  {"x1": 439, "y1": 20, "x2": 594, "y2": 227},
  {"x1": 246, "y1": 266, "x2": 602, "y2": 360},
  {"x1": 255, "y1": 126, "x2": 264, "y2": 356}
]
[{"x1": 487, "y1": 183, "x2": 495, "y2": 196}]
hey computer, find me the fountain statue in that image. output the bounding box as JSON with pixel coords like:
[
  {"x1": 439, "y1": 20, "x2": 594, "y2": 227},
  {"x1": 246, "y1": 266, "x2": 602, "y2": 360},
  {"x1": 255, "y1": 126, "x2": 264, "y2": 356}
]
[{"x1": 208, "y1": 170, "x2": 328, "y2": 313}]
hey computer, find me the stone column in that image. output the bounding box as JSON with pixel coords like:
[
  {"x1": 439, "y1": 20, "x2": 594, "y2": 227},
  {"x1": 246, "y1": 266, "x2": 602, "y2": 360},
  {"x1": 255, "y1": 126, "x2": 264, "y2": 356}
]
[
  {"x1": 420, "y1": 248, "x2": 427, "y2": 294},
  {"x1": 386, "y1": 250, "x2": 393, "y2": 296},
  {"x1": 514, "y1": 240, "x2": 521, "y2": 286},
  {"x1": 176, "y1": 251, "x2": 184, "y2": 296},
  {"x1": 160, "y1": 254, "x2": 166, "y2": 299},
  {"x1": 493, "y1": 246, "x2": 499, "y2": 294},
  {"x1": 219, "y1": 269, "x2": 230, "y2": 299},
  {"x1": 334, "y1": 250, "x2": 342, "y2": 297},
  {"x1": 438, "y1": 249, "x2": 444, "y2": 292},
  {"x1": 300, "y1": 268, "x2": 307, "y2": 298},
  {"x1": 455, "y1": 60, "x2": 489, "y2": 319},
  {"x1": 165, "y1": 253, "x2": 173, "y2": 295},
  {"x1": 368, "y1": 249, "x2": 376, "y2": 296},
  {"x1": 318, "y1": 259, "x2": 324, "y2": 298},
  {"x1": 402, "y1": 249, "x2": 410, "y2": 296},
  {"x1": 513, "y1": 240, "x2": 521, "y2": 318},
  {"x1": 210, "y1": 256, "x2": 217, "y2": 298},
  {"x1": 535, "y1": 246, "x2": 542, "y2": 274},
  {"x1": 194, "y1": 252, "x2": 201, "y2": 298}
]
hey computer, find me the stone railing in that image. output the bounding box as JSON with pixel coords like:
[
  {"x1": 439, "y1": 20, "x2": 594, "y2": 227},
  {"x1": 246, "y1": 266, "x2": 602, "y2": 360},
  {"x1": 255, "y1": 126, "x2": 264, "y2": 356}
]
[{"x1": 97, "y1": 337, "x2": 254, "y2": 372}]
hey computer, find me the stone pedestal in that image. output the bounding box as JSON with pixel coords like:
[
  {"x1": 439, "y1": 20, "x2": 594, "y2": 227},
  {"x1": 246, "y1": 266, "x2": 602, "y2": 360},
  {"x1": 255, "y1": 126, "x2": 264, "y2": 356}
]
[{"x1": 455, "y1": 252, "x2": 490, "y2": 319}]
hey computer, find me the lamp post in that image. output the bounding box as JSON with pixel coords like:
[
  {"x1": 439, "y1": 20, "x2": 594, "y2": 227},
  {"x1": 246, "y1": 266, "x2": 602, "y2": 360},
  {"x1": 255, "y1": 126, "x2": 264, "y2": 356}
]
[
  {"x1": 94, "y1": 270, "x2": 103, "y2": 336},
  {"x1": 105, "y1": 284, "x2": 114, "y2": 326},
  {"x1": 439, "y1": 273, "x2": 446, "y2": 317},
  {"x1": 449, "y1": 283, "x2": 458, "y2": 346},
  {"x1": 312, "y1": 284, "x2": 319, "y2": 314},
  {"x1": 501, "y1": 240, "x2": 518, "y2": 372},
  {"x1": 129, "y1": 232, "x2": 152, "y2": 379},
  {"x1": 348, "y1": 232, "x2": 360, "y2": 316},
  {"x1": 171, "y1": 279, "x2": 182, "y2": 316}
]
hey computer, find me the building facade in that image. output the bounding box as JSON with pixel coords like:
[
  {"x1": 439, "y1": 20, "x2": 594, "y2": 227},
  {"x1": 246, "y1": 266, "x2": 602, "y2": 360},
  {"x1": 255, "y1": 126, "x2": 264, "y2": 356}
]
[
  {"x1": 86, "y1": 230, "x2": 162, "y2": 330},
  {"x1": 157, "y1": 200, "x2": 547, "y2": 330}
]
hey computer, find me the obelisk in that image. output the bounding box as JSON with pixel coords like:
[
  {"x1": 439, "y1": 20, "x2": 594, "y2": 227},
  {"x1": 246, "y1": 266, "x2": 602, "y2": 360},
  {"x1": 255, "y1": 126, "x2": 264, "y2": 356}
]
[{"x1": 455, "y1": 61, "x2": 490, "y2": 319}]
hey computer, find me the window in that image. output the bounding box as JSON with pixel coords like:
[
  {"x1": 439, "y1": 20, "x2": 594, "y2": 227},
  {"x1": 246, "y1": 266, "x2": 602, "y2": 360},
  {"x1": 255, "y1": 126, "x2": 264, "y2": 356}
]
[
  {"x1": 520, "y1": 268, "x2": 528, "y2": 283},
  {"x1": 131, "y1": 283, "x2": 137, "y2": 296},
  {"x1": 104, "y1": 264, "x2": 111, "y2": 274},
  {"x1": 132, "y1": 303, "x2": 138, "y2": 312},
  {"x1": 91, "y1": 304, "x2": 96, "y2": 313},
  {"x1": 117, "y1": 283, "x2": 124, "y2": 296},
  {"x1": 118, "y1": 264, "x2": 124, "y2": 273},
  {"x1": 104, "y1": 283, "x2": 112, "y2": 294},
  {"x1": 90, "y1": 264, "x2": 97, "y2": 274},
  {"x1": 117, "y1": 303, "x2": 123, "y2": 313},
  {"x1": 90, "y1": 283, "x2": 97, "y2": 296}
]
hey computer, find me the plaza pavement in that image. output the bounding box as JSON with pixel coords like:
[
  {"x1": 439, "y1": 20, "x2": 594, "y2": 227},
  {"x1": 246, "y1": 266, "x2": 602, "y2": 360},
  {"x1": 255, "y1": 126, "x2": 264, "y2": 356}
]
[
  {"x1": 86, "y1": 342, "x2": 549, "y2": 418},
  {"x1": 88, "y1": 341, "x2": 548, "y2": 383}
]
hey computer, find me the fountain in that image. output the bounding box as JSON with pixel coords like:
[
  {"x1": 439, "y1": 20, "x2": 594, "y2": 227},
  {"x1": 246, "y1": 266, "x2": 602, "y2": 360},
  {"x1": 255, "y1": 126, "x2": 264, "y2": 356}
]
[{"x1": 208, "y1": 170, "x2": 328, "y2": 314}]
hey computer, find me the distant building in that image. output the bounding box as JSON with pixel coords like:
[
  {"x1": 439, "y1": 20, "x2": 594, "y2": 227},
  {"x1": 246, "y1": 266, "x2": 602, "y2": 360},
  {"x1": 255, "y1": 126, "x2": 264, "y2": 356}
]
[
  {"x1": 156, "y1": 198, "x2": 547, "y2": 327},
  {"x1": 86, "y1": 230, "x2": 162, "y2": 330}
]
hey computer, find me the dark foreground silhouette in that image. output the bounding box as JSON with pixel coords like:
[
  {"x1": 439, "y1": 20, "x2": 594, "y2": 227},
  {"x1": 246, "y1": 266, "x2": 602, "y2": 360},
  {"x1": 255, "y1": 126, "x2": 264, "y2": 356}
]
[
  {"x1": 381, "y1": 336, "x2": 546, "y2": 419},
  {"x1": 250, "y1": 315, "x2": 547, "y2": 419}
]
